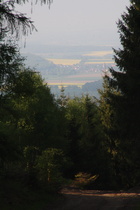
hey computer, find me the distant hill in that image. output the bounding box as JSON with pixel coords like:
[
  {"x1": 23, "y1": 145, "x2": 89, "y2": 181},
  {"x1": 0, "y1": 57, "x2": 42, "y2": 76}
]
[
  {"x1": 50, "y1": 79, "x2": 103, "y2": 98},
  {"x1": 22, "y1": 53, "x2": 56, "y2": 74},
  {"x1": 22, "y1": 53, "x2": 80, "y2": 77},
  {"x1": 22, "y1": 52, "x2": 104, "y2": 98},
  {"x1": 82, "y1": 80, "x2": 103, "y2": 92}
]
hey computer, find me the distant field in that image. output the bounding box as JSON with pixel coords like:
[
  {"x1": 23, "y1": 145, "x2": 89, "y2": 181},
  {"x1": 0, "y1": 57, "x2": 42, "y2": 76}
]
[
  {"x1": 85, "y1": 59, "x2": 112, "y2": 60},
  {"x1": 47, "y1": 73, "x2": 102, "y2": 87},
  {"x1": 48, "y1": 82, "x2": 85, "y2": 87},
  {"x1": 47, "y1": 58, "x2": 114, "y2": 65},
  {"x1": 67, "y1": 73, "x2": 102, "y2": 78},
  {"x1": 47, "y1": 58, "x2": 81, "y2": 65},
  {"x1": 85, "y1": 61, "x2": 114, "y2": 64},
  {"x1": 48, "y1": 79, "x2": 101, "y2": 86},
  {"x1": 84, "y1": 50, "x2": 113, "y2": 56},
  {"x1": 47, "y1": 51, "x2": 114, "y2": 65}
]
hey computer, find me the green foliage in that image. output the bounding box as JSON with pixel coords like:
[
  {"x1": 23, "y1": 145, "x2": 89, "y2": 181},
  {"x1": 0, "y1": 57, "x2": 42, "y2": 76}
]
[
  {"x1": 6, "y1": 68, "x2": 67, "y2": 150},
  {"x1": 64, "y1": 95, "x2": 111, "y2": 188},
  {"x1": 99, "y1": 2, "x2": 140, "y2": 188},
  {"x1": 24, "y1": 146, "x2": 40, "y2": 171},
  {"x1": 0, "y1": 124, "x2": 20, "y2": 172},
  {"x1": 57, "y1": 86, "x2": 69, "y2": 108},
  {"x1": 0, "y1": 41, "x2": 69, "y2": 202},
  {"x1": 0, "y1": 43, "x2": 24, "y2": 95},
  {"x1": 36, "y1": 148, "x2": 67, "y2": 192}
]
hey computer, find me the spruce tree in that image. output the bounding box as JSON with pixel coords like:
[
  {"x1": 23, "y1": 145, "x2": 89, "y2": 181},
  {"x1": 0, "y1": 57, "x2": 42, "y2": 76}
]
[{"x1": 100, "y1": 1, "x2": 140, "y2": 188}]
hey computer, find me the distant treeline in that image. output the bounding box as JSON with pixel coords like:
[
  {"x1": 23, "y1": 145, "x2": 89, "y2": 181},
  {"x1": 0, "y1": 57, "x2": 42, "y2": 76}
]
[{"x1": 50, "y1": 80, "x2": 103, "y2": 98}]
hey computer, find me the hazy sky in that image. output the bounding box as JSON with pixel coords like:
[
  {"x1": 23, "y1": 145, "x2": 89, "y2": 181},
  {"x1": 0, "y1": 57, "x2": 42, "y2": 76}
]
[{"x1": 17, "y1": 0, "x2": 130, "y2": 48}]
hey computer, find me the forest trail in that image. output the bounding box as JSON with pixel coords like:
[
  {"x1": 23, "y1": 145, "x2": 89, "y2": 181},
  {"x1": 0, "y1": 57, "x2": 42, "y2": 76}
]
[{"x1": 46, "y1": 188, "x2": 140, "y2": 210}]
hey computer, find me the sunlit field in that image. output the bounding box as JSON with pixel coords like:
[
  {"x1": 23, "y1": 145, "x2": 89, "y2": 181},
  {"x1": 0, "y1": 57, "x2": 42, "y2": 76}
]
[
  {"x1": 47, "y1": 72, "x2": 102, "y2": 87},
  {"x1": 41, "y1": 49, "x2": 113, "y2": 86},
  {"x1": 84, "y1": 50, "x2": 113, "y2": 56},
  {"x1": 48, "y1": 59, "x2": 81, "y2": 65},
  {"x1": 67, "y1": 73, "x2": 102, "y2": 78},
  {"x1": 48, "y1": 58, "x2": 114, "y2": 65},
  {"x1": 48, "y1": 82, "x2": 85, "y2": 88},
  {"x1": 85, "y1": 61, "x2": 114, "y2": 64},
  {"x1": 46, "y1": 51, "x2": 113, "y2": 65}
]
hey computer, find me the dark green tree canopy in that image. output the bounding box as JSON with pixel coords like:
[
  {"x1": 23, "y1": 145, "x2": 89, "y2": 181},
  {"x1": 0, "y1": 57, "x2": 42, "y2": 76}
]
[{"x1": 99, "y1": 0, "x2": 140, "y2": 188}]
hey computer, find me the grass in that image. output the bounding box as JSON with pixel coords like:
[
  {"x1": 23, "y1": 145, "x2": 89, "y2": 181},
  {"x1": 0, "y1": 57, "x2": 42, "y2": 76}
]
[{"x1": 47, "y1": 58, "x2": 81, "y2": 65}]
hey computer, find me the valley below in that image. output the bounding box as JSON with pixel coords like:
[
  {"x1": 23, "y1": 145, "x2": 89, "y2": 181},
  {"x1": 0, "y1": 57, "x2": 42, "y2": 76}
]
[{"x1": 22, "y1": 45, "x2": 116, "y2": 97}]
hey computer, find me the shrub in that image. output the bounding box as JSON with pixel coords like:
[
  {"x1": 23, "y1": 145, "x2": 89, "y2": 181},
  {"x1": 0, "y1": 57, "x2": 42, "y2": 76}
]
[
  {"x1": 74, "y1": 172, "x2": 99, "y2": 189},
  {"x1": 35, "y1": 148, "x2": 67, "y2": 192}
]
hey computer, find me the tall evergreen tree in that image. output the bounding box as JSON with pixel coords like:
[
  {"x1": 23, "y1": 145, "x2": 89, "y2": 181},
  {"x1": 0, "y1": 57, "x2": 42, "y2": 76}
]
[{"x1": 100, "y1": 0, "x2": 140, "y2": 187}]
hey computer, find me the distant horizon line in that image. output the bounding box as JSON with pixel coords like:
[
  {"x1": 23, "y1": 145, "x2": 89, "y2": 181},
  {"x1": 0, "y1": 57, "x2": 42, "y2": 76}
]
[{"x1": 21, "y1": 43, "x2": 119, "y2": 47}]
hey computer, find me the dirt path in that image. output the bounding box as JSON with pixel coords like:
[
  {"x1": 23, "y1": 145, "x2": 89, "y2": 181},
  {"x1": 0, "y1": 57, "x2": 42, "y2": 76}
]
[{"x1": 46, "y1": 188, "x2": 140, "y2": 210}]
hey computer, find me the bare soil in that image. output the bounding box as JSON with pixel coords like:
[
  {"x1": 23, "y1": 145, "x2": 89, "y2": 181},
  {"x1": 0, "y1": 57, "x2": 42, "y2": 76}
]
[{"x1": 46, "y1": 187, "x2": 140, "y2": 210}]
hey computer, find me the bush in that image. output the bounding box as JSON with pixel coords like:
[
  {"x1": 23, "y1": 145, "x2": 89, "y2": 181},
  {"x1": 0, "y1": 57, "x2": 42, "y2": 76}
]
[
  {"x1": 35, "y1": 148, "x2": 67, "y2": 192},
  {"x1": 74, "y1": 172, "x2": 99, "y2": 189}
]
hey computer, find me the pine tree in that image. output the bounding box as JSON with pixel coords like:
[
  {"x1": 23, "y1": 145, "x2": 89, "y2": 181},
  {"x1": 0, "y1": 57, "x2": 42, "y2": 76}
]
[{"x1": 99, "y1": 1, "x2": 140, "y2": 188}]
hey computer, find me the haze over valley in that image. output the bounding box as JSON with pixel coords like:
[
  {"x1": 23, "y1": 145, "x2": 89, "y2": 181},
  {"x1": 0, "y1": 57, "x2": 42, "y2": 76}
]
[
  {"x1": 23, "y1": 44, "x2": 116, "y2": 97},
  {"x1": 18, "y1": 0, "x2": 129, "y2": 97}
]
